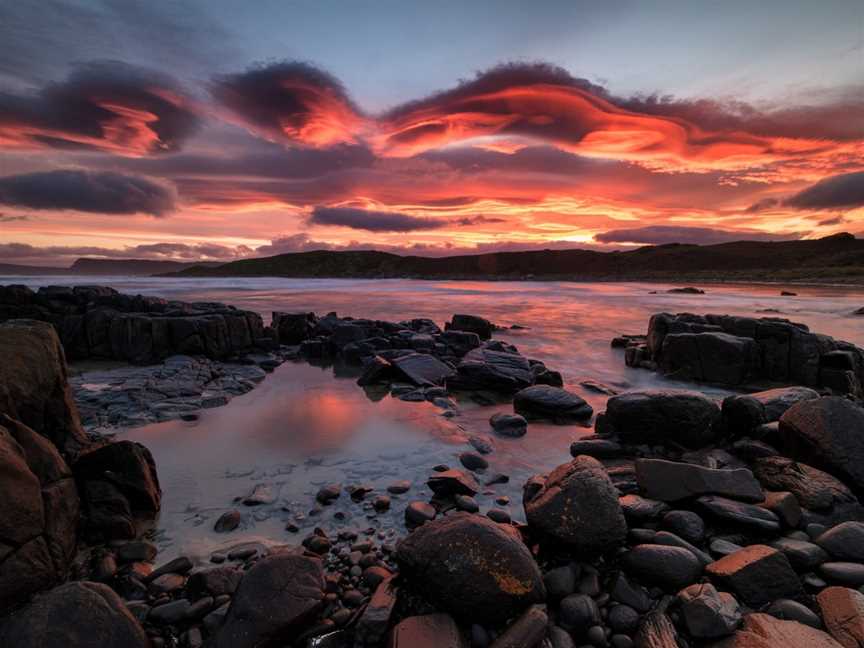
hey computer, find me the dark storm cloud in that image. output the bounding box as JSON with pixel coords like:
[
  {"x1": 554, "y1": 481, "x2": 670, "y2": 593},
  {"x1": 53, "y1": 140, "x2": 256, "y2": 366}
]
[
  {"x1": 785, "y1": 171, "x2": 864, "y2": 210},
  {"x1": 309, "y1": 206, "x2": 447, "y2": 232},
  {"x1": 0, "y1": 170, "x2": 176, "y2": 216},
  {"x1": 0, "y1": 61, "x2": 200, "y2": 154},
  {"x1": 594, "y1": 225, "x2": 802, "y2": 246}
]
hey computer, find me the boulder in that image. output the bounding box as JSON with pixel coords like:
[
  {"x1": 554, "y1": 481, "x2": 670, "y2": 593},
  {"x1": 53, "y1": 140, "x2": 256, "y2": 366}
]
[
  {"x1": 816, "y1": 586, "x2": 864, "y2": 648},
  {"x1": 597, "y1": 389, "x2": 721, "y2": 448},
  {"x1": 212, "y1": 552, "x2": 325, "y2": 648},
  {"x1": 636, "y1": 459, "x2": 764, "y2": 502},
  {"x1": 779, "y1": 397, "x2": 864, "y2": 493},
  {"x1": 751, "y1": 456, "x2": 858, "y2": 511},
  {"x1": 712, "y1": 613, "x2": 843, "y2": 648},
  {"x1": 722, "y1": 387, "x2": 820, "y2": 433},
  {"x1": 271, "y1": 311, "x2": 317, "y2": 344},
  {"x1": 427, "y1": 469, "x2": 480, "y2": 497},
  {"x1": 446, "y1": 314, "x2": 494, "y2": 340},
  {"x1": 395, "y1": 513, "x2": 545, "y2": 623},
  {"x1": 388, "y1": 614, "x2": 467, "y2": 648},
  {"x1": 705, "y1": 545, "x2": 804, "y2": 608},
  {"x1": 513, "y1": 385, "x2": 593, "y2": 423},
  {"x1": 447, "y1": 348, "x2": 534, "y2": 392},
  {"x1": 490, "y1": 413, "x2": 528, "y2": 437},
  {"x1": 390, "y1": 353, "x2": 455, "y2": 386},
  {"x1": 0, "y1": 319, "x2": 87, "y2": 455},
  {"x1": 524, "y1": 455, "x2": 627, "y2": 554},
  {"x1": 0, "y1": 581, "x2": 148, "y2": 648},
  {"x1": 678, "y1": 583, "x2": 742, "y2": 639},
  {"x1": 660, "y1": 331, "x2": 759, "y2": 385}
]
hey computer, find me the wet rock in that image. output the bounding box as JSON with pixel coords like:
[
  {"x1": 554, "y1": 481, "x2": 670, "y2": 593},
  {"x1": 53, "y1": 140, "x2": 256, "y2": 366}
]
[
  {"x1": 242, "y1": 483, "x2": 275, "y2": 505},
  {"x1": 779, "y1": 397, "x2": 864, "y2": 492},
  {"x1": 678, "y1": 582, "x2": 741, "y2": 639},
  {"x1": 490, "y1": 605, "x2": 547, "y2": 648},
  {"x1": 819, "y1": 562, "x2": 864, "y2": 586},
  {"x1": 490, "y1": 413, "x2": 528, "y2": 437},
  {"x1": 187, "y1": 566, "x2": 243, "y2": 598},
  {"x1": 454, "y1": 494, "x2": 479, "y2": 513},
  {"x1": 149, "y1": 599, "x2": 192, "y2": 624},
  {"x1": 355, "y1": 577, "x2": 397, "y2": 646},
  {"x1": 609, "y1": 572, "x2": 653, "y2": 613},
  {"x1": 623, "y1": 544, "x2": 702, "y2": 590},
  {"x1": 815, "y1": 522, "x2": 864, "y2": 562},
  {"x1": 469, "y1": 434, "x2": 495, "y2": 454},
  {"x1": 770, "y1": 538, "x2": 829, "y2": 570},
  {"x1": 0, "y1": 581, "x2": 148, "y2": 648},
  {"x1": 391, "y1": 353, "x2": 455, "y2": 386},
  {"x1": 559, "y1": 593, "x2": 601, "y2": 635},
  {"x1": 524, "y1": 455, "x2": 626, "y2": 554},
  {"x1": 272, "y1": 311, "x2": 317, "y2": 345},
  {"x1": 316, "y1": 483, "x2": 342, "y2": 504},
  {"x1": 654, "y1": 530, "x2": 712, "y2": 567},
  {"x1": 619, "y1": 495, "x2": 670, "y2": 524},
  {"x1": 487, "y1": 508, "x2": 511, "y2": 523},
  {"x1": 214, "y1": 510, "x2": 241, "y2": 533},
  {"x1": 388, "y1": 613, "x2": 467, "y2": 648},
  {"x1": 697, "y1": 495, "x2": 781, "y2": 532},
  {"x1": 373, "y1": 495, "x2": 391, "y2": 512},
  {"x1": 544, "y1": 564, "x2": 577, "y2": 600},
  {"x1": 569, "y1": 438, "x2": 624, "y2": 459},
  {"x1": 213, "y1": 552, "x2": 325, "y2": 648},
  {"x1": 357, "y1": 355, "x2": 393, "y2": 386},
  {"x1": 816, "y1": 586, "x2": 864, "y2": 648},
  {"x1": 447, "y1": 314, "x2": 494, "y2": 340},
  {"x1": 705, "y1": 544, "x2": 804, "y2": 607},
  {"x1": 427, "y1": 469, "x2": 480, "y2": 496},
  {"x1": 395, "y1": 512, "x2": 545, "y2": 623},
  {"x1": 597, "y1": 389, "x2": 721, "y2": 448},
  {"x1": 459, "y1": 452, "x2": 489, "y2": 472},
  {"x1": 447, "y1": 348, "x2": 534, "y2": 393},
  {"x1": 765, "y1": 599, "x2": 822, "y2": 628},
  {"x1": 387, "y1": 480, "x2": 412, "y2": 494},
  {"x1": 722, "y1": 387, "x2": 820, "y2": 433},
  {"x1": 662, "y1": 510, "x2": 705, "y2": 545},
  {"x1": 752, "y1": 456, "x2": 857, "y2": 510},
  {"x1": 636, "y1": 459, "x2": 764, "y2": 502},
  {"x1": 513, "y1": 385, "x2": 593, "y2": 423},
  {"x1": 714, "y1": 613, "x2": 842, "y2": 648},
  {"x1": 608, "y1": 604, "x2": 639, "y2": 634},
  {"x1": 405, "y1": 501, "x2": 436, "y2": 526}
]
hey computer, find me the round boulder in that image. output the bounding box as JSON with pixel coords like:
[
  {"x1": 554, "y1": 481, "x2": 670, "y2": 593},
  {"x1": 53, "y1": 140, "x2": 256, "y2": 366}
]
[
  {"x1": 513, "y1": 385, "x2": 593, "y2": 423},
  {"x1": 395, "y1": 512, "x2": 545, "y2": 623}
]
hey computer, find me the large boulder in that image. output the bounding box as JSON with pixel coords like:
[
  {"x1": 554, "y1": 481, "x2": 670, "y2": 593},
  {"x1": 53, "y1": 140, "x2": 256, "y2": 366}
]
[
  {"x1": 659, "y1": 331, "x2": 759, "y2": 385},
  {"x1": 0, "y1": 416, "x2": 79, "y2": 614},
  {"x1": 779, "y1": 397, "x2": 864, "y2": 493},
  {"x1": 597, "y1": 389, "x2": 721, "y2": 448},
  {"x1": 395, "y1": 512, "x2": 545, "y2": 623},
  {"x1": 0, "y1": 581, "x2": 148, "y2": 648},
  {"x1": 513, "y1": 385, "x2": 593, "y2": 423},
  {"x1": 635, "y1": 459, "x2": 764, "y2": 503},
  {"x1": 712, "y1": 613, "x2": 843, "y2": 648},
  {"x1": 722, "y1": 387, "x2": 820, "y2": 433},
  {"x1": 271, "y1": 311, "x2": 317, "y2": 345},
  {"x1": 212, "y1": 551, "x2": 325, "y2": 648},
  {"x1": 524, "y1": 455, "x2": 627, "y2": 554},
  {"x1": 0, "y1": 319, "x2": 87, "y2": 456},
  {"x1": 447, "y1": 347, "x2": 534, "y2": 392}
]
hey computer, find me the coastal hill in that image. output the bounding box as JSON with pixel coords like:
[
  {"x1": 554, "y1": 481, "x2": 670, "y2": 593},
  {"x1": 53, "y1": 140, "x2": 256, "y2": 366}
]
[
  {"x1": 165, "y1": 233, "x2": 864, "y2": 282},
  {"x1": 0, "y1": 258, "x2": 221, "y2": 276}
]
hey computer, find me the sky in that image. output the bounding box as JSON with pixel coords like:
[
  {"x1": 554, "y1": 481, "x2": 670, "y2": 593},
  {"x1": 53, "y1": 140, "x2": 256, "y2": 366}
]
[{"x1": 0, "y1": 0, "x2": 862, "y2": 266}]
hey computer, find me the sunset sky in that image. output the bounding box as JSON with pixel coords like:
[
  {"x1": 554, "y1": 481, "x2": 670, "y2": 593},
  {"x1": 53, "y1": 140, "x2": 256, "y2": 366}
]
[{"x1": 1, "y1": 0, "x2": 863, "y2": 266}]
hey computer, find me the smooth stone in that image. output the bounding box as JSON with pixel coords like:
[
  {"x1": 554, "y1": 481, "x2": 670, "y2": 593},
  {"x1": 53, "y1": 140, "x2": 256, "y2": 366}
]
[
  {"x1": 662, "y1": 510, "x2": 705, "y2": 545},
  {"x1": 490, "y1": 413, "x2": 527, "y2": 437},
  {"x1": 817, "y1": 586, "x2": 864, "y2": 648},
  {"x1": 214, "y1": 510, "x2": 241, "y2": 533},
  {"x1": 697, "y1": 495, "x2": 781, "y2": 532},
  {"x1": 623, "y1": 544, "x2": 703, "y2": 590},
  {"x1": 764, "y1": 599, "x2": 822, "y2": 629},
  {"x1": 816, "y1": 522, "x2": 864, "y2": 562},
  {"x1": 819, "y1": 562, "x2": 864, "y2": 586},
  {"x1": 405, "y1": 501, "x2": 436, "y2": 526}
]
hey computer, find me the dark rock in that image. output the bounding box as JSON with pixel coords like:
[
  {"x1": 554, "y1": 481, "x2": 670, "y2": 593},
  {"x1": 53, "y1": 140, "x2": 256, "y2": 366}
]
[
  {"x1": 145, "y1": 556, "x2": 193, "y2": 583},
  {"x1": 779, "y1": 397, "x2": 864, "y2": 493},
  {"x1": 819, "y1": 562, "x2": 864, "y2": 586},
  {"x1": 636, "y1": 459, "x2": 764, "y2": 502},
  {"x1": 391, "y1": 353, "x2": 455, "y2": 386},
  {"x1": 316, "y1": 483, "x2": 342, "y2": 504},
  {"x1": 715, "y1": 613, "x2": 842, "y2": 648},
  {"x1": 489, "y1": 605, "x2": 547, "y2": 648},
  {"x1": 428, "y1": 469, "x2": 480, "y2": 496},
  {"x1": 559, "y1": 593, "x2": 601, "y2": 635},
  {"x1": 623, "y1": 544, "x2": 702, "y2": 590},
  {"x1": 271, "y1": 311, "x2": 316, "y2": 345},
  {"x1": 187, "y1": 566, "x2": 243, "y2": 598},
  {"x1": 620, "y1": 494, "x2": 670, "y2": 523},
  {"x1": 597, "y1": 389, "x2": 721, "y2": 448},
  {"x1": 662, "y1": 510, "x2": 705, "y2": 545},
  {"x1": 760, "y1": 491, "x2": 802, "y2": 528},
  {"x1": 355, "y1": 577, "x2": 397, "y2": 646},
  {"x1": 669, "y1": 287, "x2": 705, "y2": 294},
  {"x1": 405, "y1": 501, "x2": 436, "y2": 526},
  {"x1": 705, "y1": 544, "x2": 804, "y2": 607},
  {"x1": 454, "y1": 494, "x2": 479, "y2": 513},
  {"x1": 722, "y1": 387, "x2": 820, "y2": 433},
  {"x1": 468, "y1": 434, "x2": 495, "y2": 455},
  {"x1": 387, "y1": 480, "x2": 412, "y2": 494},
  {"x1": 357, "y1": 355, "x2": 393, "y2": 386},
  {"x1": 816, "y1": 586, "x2": 864, "y2": 648},
  {"x1": 116, "y1": 540, "x2": 157, "y2": 563},
  {"x1": 765, "y1": 599, "x2": 822, "y2": 629},
  {"x1": 447, "y1": 314, "x2": 494, "y2": 340},
  {"x1": 544, "y1": 564, "x2": 577, "y2": 600},
  {"x1": 149, "y1": 599, "x2": 192, "y2": 624},
  {"x1": 654, "y1": 530, "x2": 712, "y2": 567},
  {"x1": 214, "y1": 510, "x2": 241, "y2": 533},
  {"x1": 490, "y1": 413, "x2": 527, "y2": 437},
  {"x1": 524, "y1": 455, "x2": 626, "y2": 554},
  {"x1": 212, "y1": 552, "x2": 325, "y2": 648},
  {"x1": 513, "y1": 385, "x2": 593, "y2": 423},
  {"x1": 634, "y1": 608, "x2": 680, "y2": 648},
  {"x1": 610, "y1": 572, "x2": 653, "y2": 613},
  {"x1": 608, "y1": 604, "x2": 640, "y2": 634},
  {"x1": 395, "y1": 512, "x2": 545, "y2": 623},
  {"x1": 569, "y1": 438, "x2": 623, "y2": 458},
  {"x1": 74, "y1": 440, "x2": 161, "y2": 517},
  {"x1": 447, "y1": 348, "x2": 533, "y2": 393},
  {"x1": 815, "y1": 522, "x2": 864, "y2": 562},
  {"x1": 752, "y1": 456, "x2": 858, "y2": 510},
  {"x1": 487, "y1": 508, "x2": 511, "y2": 523},
  {"x1": 459, "y1": 452, "x2": 489, "y2": 472},
  {"x1": 770, "y1": 538, "x2": 829, "y2": 570},
  {"x1": 678, "y1": 583, "x2": 741, "y2": 639},
  {"x1": 697, "y1": 495, "x2": 781, "y2": 532},
  {"x1": 0, "y1": 581, "x2": 148, "y2": 648},
  {"x1": 388, "y1": 613, "x2": 467, "y2": 648}
]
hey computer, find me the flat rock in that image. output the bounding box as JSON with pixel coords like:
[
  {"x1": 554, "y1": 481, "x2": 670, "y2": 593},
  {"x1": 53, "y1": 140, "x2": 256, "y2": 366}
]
[
  {"x1": 816, "y1": 586, "x2": 864, "y2": 648},
  {"x1": 697, "y1": 495, "x2": 781, "y2": 532},
  {"x1": 770, "y1": 538, "x2": 829, "y2": 570},
  {"x1": 636, "y1": 459, "x2": 764, "y2": 502},
  {"x1": 427, "y1": 469, "x2": 480, "y2": 496},
  {"x1": 765, "y1": 599, "x2": 822, "y2": 628},
  {"x1": 447, "y1": 348, "x2": 534, "y2": 393},
  {"x1": 705, "y1": 545, "x2": 804, "y2": 608},
  {"x1": 390, "y1": 353, "x2": 455, "y2": 386},
  {"x1": 513, "y1": 385, "x2": 593, "y2": 423}
]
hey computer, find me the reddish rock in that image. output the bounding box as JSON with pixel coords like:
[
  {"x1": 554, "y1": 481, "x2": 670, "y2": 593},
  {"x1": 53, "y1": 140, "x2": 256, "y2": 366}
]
[
  {"x1": 816, "y1": 586, "x2": 864, "y2": 648},
  {"x1": 712, "y1": 612, "x2": 842, "y2": 648},
  {"x1": 388, "y1": 613, "x2": 467, "y2": 648},
  {"x1": 705, "y1": 545, "x2": 804, "y2": 608}
]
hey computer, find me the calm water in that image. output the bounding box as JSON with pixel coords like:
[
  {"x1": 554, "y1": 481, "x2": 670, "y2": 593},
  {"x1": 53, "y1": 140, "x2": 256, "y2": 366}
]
[{"x1": 8, "y1": 276, "x2": 864, "y2": 560}]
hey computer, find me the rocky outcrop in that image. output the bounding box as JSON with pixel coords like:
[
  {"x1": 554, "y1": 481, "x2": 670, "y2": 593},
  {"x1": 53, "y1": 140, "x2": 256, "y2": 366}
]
[
  {"x1": 524, "y1": 455, "x2": 627, "y2": 553},
  {"x1": 0, "y1": 319, "x2": 87, "y2": 455},
  {"x1": 0, "y1": 581, "x2": 148, "y2": 648},
  {"x1": 0, "y1": 416, "x2": 79, "y2": 614},
  {"x1": 0, "y1": 285, "x2": 270, "y2": 364},
  {"x1": 621, "y1": 312, "x2": 864, "y2": 397},
  {"x1": 395, "y1": 513, "x2": 545, "y2": 623}
]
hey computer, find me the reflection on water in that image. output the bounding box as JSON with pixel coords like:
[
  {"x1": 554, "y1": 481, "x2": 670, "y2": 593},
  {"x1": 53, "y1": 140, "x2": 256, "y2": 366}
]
[{"x1": 9, "y1": 276, "x2": 864, "y2": 560}]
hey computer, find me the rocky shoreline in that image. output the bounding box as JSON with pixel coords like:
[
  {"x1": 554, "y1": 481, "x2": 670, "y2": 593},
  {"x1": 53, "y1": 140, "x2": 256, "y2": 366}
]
[{"x1": 1, "y1": 285, "x2": 864, "y2": 648}]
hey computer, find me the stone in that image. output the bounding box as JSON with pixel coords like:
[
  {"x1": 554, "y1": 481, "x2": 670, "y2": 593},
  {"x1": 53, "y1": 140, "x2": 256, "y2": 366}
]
[
  {"x1": 116, "y1": 540, "x2": 157, "y2": 563},
  {"x1": 487, "y1": 508, "x2": 511, "y2": 523},
  {"x1": 765, "y1": 599, "x2": 822, "y2": 629},
  {"x1": 427, "y1": 469, "x2": 480, "y2": 496},
  {"x1": 513, "y1": 385, "x2": 593, "y2": 423},
  {"x1": 212, "y1": 552, "x2": 325, "y2": 648},
  {"x1": 395, "y1": 513, "x2": 545, "y2": 623},
  {"x1": 459, "y1": 452, "x2": 489, "y2": 472},
  {"x1": 608, "y1": 604, "x2": 640, "y2": 634},
  {"x1": 214, "y1": 510, "x2": 241, "y2": 533},
  {"x1": 468, "y1": 434, "x2": 495, "y2": 455},
  {"x1": 816, "y1": 586, "x2": 864, "y2": 648},
  {"x1": 635, "y1": 609, "x2": 680, "y2": 648},
  {"x1": 387, "y1": 480, "x2": 411, "y2": 494},
  {"x1": 447, "y1": 314, "x2": 494, "y2": 340},
  {"x1": 697, "y1": 495, "x2": 781, "y2": 532},
  {"x1": 357, "y1": 355, "x2": 393, "y2": 386},
  {"x1": 149, "y1": 599, "x2": 192, "y2": 624},
  {"x1": 271, "y1": 311, "x2": 316, "y2": 345},
  {"x1": 355, "y1": 577, "x2": 397, "y2": 646},
  {"x1": 454, "y1": 494, "x2": 479, "y2": 513},
  {"x1": 73, "y1": 440, "x2": 161, "y2": 515},
  {"x1": 770, "y1": 538, "x2": 829, "y2": 570},
  {"x1": 623, "y1": 544, "x2": 702, "y2": 590},
  {"x1": 569, "y1": 438, "x2": 623, "y2": 458},
  {"x1": 524, "y1": 455, "x2": 627, "y2": 554},
  {"x1": 187, "y1": 566, "x2": 244, "y2": 597},
  {"x1": 619, "y1": 495, "x2": 670, "y2": 523},
  {"x1": 678, "y1": 583, "x2": 742, "y2": 639},
  {"x1": 609, "y1": 572, "x2": 653, "y2": 613},
  {"x1": 489, "y1": 605, "x2": 547, "y2": 648},
  {"x1": 819, "y1": 563, "x2": 864, "y2": 587},
  {"x1": 316, "y1": 483, "x2": 342, "y2": 504},
  {"x1": 490, "y1": 413, "x2": 528, "y2": 437},
  {"x1": 597, "y1": 389, "x2": 721, "y2": 448},
  {"x1": 636, "y1": 459, "x2": 764, "y2": 502},
  {"x1": 654, "y1": 530, "x2": 712, "y2": 567},
  {"x1": 662, "y1": 510, "x2": 705, "y2": 545},
  {"x1": 722, "y1": 387, "x2": 820, "y2": 433},
  {"x1": 447, "y1": 348, "x2": 534, "y2": 393},
  {"x1": 712, "y1": 613, "x2": 842, "y2": 648},
  {"x1": 388, "y1": 613, "x2": 467, "y2": 648},
  {"x1": 559, "y1": 594, "x2": 601, "y2": 635},
  {"x1": 779, "y1": 397, "x2": 864, "y2": 493},
  {"x1": 405, "y1": 501, "x2": 436, "y2": 526},
  {"x1": 544, "y1": 565, "x2": 577, "y2": 600},
  {"x1": 760, "y1": 491, "x2": 802, "y2": 528},
  {"x1": 816, "y1": 522, "x2": 864, "y2": 562},
  {"x1": 390, "y1": 353, "x2": 455, "y2": 386},
  {"x1": 0, "y1": 581, "x2": 148, "y2": 648},
  {"x1": 752, "y1": 456, "x2": 857, "y2": 511},
  {"x1": 705, "y1": 545, "x2": 804, "y2": 608}
]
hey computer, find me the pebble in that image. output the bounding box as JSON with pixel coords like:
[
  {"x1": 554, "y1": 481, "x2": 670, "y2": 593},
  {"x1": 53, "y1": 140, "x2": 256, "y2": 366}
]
[
  {"x1": 387, "y1": 480, "x2": 411, "y2": 494},
  {"x1": 214, "y1": 510, "x2": 241, "y2": 533},
  {"x1": 455, "y1": 494, "x2": 480, "y2": 513},
  {"x1": 405, "y1": 501, "x2": 436, "y2": 526}
]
